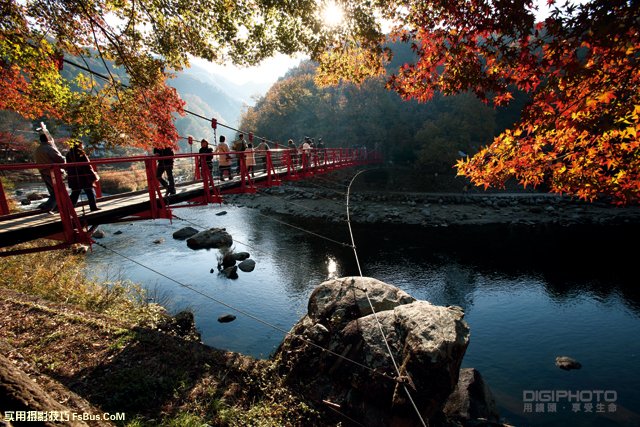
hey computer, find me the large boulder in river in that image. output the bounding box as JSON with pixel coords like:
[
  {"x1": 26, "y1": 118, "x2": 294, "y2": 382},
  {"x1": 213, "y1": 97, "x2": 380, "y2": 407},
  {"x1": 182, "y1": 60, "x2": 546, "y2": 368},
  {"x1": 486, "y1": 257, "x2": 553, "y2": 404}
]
[
  {"x1": 273, "y1": 277, "x2": 470, "y2": 426},
  {"x1": 186, "y1": 227, "x2": 233, "y2": 249},
  {"x1": 443, "y1": 368, "x2": 500, "y2": 424}
]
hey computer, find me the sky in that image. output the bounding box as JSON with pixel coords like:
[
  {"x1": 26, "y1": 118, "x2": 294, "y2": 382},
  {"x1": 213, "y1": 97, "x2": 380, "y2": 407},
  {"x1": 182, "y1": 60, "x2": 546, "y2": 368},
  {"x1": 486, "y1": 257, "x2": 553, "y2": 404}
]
[
  {"x1": 192, "y1": 53, "x2": 306, "y2": 86},
  {"x1": 190, "y1": 0, "x2": 565, "y2": 87}
]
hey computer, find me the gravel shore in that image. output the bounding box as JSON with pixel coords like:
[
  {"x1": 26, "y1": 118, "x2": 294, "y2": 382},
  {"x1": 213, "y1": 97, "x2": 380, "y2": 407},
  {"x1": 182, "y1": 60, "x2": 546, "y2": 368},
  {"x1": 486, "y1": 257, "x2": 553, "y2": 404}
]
[{"x1": 224, "y1": 183, "x2": 640, "y2": 228}]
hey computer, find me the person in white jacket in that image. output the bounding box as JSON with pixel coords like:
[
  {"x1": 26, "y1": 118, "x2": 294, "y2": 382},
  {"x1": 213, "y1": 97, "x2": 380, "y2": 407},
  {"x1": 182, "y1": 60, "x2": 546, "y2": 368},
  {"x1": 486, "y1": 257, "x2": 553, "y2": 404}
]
[{"x1": 245, "y1": 141, "x2": 256, "y2": 177}]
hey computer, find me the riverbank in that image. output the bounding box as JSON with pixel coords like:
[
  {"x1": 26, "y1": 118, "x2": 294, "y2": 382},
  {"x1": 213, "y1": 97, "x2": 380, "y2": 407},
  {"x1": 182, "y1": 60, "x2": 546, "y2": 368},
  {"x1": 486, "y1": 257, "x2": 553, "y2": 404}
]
[
  {"x1": 0, "y1": 243, "x2": 322, "y2": 427},
  {"x1": 224, "y1": 182, "x2": 640, "y2": 227}
]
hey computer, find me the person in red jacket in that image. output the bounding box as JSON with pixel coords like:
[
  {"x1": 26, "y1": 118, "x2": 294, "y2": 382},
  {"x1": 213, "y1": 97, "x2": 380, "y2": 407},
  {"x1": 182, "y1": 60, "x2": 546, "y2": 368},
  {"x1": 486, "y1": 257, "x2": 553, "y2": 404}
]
[{"x1": 66, "y1": 143, "x2": 100, "y2": 211}]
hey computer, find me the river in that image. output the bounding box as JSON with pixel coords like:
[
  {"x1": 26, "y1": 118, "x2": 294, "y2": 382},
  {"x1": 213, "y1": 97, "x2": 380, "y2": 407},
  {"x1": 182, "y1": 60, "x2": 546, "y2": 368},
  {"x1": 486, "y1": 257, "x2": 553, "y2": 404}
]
[{"x1": 86, "y1": 203, "x2": 640, "y2": 427}]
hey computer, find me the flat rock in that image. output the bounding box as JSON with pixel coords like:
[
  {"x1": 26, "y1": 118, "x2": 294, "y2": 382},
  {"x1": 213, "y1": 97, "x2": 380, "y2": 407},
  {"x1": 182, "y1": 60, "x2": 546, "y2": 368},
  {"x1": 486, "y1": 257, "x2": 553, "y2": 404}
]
[
  {"x1": 186, "y1": 227, "x2": 233, "y2": 249},
  {"x1": 172, "y1": 226, "x2": 199, "y2": 240},
  {"x1": 232, "y1": 252, "x2": 251, "y2": 261},
  {"x1": 218, "y1": 314, "x2": 236, "y2": 323},
  {"x1": 238, "y1": 259, "x2": 256, "y2": 272}
]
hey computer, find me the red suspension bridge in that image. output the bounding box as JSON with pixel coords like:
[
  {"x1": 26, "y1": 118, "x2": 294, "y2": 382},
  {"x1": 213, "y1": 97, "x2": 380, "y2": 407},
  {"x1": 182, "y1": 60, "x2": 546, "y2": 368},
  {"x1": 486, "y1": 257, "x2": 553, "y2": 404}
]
[{"x1": 0, "y1": 147, "x2": 381, "y2": 256}]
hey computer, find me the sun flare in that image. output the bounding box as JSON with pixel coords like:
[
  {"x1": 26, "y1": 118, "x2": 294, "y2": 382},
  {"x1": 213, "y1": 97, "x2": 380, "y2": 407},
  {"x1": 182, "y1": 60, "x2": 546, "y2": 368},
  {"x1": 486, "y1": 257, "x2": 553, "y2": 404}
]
[{"x1": 322, "y1": 1, "x2": 345, "y2": 28}]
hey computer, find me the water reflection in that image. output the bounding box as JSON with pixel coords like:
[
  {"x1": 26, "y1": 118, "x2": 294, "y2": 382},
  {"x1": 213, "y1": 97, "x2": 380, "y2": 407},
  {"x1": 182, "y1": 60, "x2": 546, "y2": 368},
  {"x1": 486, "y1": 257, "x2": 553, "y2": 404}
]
[{"x1": 86, "y1": 208, "x2": 640, "y2": 427}]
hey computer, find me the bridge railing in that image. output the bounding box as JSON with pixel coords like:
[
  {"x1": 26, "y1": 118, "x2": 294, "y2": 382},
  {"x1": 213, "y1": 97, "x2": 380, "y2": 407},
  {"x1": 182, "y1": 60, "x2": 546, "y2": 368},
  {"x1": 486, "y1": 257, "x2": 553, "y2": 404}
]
[{"x1": 0, "y1": 147, "x2": 382, "y2": 218}]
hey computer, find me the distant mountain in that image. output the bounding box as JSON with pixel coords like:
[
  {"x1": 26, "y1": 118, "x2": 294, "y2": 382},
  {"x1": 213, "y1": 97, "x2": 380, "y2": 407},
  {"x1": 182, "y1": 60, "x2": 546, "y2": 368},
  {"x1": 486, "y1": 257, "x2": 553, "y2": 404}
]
[
  {"x1": 31, "y1": 52, "x2": 278, "y2": 151},
  {"x1": 167, "y1": 62, "x2": 274, "y2": 149},
  {"x1": 182, "y1": 62, "x2": 272, "y2": 105}
]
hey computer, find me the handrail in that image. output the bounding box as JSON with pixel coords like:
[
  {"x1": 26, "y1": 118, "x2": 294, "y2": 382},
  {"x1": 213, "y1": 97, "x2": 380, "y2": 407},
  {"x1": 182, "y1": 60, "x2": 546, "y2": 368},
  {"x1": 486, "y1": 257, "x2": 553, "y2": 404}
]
[{"x1": 0, "y1": 147, "x2": 380, "y2": 171}]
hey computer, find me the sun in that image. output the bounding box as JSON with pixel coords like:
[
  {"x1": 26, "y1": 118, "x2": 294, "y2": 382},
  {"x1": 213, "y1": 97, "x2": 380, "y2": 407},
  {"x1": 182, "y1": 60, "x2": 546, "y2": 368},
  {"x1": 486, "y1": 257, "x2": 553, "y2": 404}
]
[{"x1": 321, "y1": 0, "x2": 345, "y2": 28}]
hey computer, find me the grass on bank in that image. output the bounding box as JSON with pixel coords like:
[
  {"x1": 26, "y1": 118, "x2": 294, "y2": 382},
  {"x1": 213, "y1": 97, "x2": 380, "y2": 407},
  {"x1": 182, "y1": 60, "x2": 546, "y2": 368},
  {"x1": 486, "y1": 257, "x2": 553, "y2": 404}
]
[
  {"x1": 0, "y1": 241, "x2": 325, "y2": 427},
  {"x1": 0, "y1": 240, "x2": 163, "y2": 324}
]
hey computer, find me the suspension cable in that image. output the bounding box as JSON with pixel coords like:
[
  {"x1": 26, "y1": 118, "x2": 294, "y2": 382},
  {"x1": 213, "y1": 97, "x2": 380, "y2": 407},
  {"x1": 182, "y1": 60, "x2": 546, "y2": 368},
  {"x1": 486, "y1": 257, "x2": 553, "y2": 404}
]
[
  {"x1": 61, "y1": 58, "x2": 279, "y2": 146},
  {"x1": 92, "y1": 240, "x2": 399, "y2": 385},
  {"x1": 344, "y1": 170, "x2": 428, "y2": 427},
  {"x1": 250, "y1": 210, "x2": 353, "y2": 248}
]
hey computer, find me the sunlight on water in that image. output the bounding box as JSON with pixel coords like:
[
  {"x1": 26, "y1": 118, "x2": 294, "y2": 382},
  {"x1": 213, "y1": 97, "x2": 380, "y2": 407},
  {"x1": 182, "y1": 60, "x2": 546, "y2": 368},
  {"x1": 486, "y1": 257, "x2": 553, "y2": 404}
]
[{"x1": 326, "y1": 256, "x2": 339, "y2": 279}]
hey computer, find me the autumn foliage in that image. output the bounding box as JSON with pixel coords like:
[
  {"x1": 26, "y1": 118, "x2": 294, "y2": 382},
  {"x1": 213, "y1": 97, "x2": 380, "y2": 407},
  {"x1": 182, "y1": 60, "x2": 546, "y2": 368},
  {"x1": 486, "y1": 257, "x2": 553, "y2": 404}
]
[{"x1": 380, "y1": 0, "x2": 639, "y2": 203}]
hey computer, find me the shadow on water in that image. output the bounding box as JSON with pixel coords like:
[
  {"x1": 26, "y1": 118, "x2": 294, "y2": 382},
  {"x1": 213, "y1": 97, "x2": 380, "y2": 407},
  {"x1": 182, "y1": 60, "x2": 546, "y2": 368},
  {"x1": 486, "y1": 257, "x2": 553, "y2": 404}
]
[
  {"x1": 342, "y1": 221, "x2": 640, "y2": 314},
  {"x1": 285, "y1": 217, "x2": 640, "y2": 427}
]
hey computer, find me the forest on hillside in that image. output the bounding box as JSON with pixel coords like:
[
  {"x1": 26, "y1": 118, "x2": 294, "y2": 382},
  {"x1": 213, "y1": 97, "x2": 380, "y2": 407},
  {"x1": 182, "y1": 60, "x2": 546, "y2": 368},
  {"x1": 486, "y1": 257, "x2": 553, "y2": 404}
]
[{"x1": 240, "y1": 42, "x2": 529, "y2": 175}]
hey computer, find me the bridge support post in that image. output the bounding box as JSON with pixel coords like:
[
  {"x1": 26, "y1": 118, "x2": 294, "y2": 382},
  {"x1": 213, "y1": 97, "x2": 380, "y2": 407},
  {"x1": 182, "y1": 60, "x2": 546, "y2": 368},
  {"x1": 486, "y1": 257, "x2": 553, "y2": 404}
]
[
  {"x1": 199, "y1": 157, "x2": 222, "y2": 204},
  {"x1": 50, "y1": 166, "x2": 93, "y2": 247},
  {"x1": 263, "y1": 151, "x2": 280, "y2": 187},
  {"x1": 143, "y1": 158, "x2": 172, "y2": 220}
]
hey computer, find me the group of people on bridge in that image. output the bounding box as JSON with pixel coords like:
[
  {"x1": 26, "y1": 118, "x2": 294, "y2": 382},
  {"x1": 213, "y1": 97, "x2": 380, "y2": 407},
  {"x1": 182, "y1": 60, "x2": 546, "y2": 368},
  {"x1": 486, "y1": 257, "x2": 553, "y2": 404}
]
[
  {"x1": 30, "y1": 124, "x2": 333, "y2": 214},
  {"x1": 194, "y1": 133, "x2": 328, "y2": 183},
  {"x1": 34, "y1": 123, "x2": 100, "y2": 214}
]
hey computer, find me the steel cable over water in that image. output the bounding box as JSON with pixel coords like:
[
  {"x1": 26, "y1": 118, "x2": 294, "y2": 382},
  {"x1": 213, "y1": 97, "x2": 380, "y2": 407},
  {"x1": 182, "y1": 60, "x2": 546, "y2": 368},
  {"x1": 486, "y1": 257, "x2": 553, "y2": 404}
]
[
  {"x1": 91, "y1": 240, "x2": 399, "y2": 386},
  {"x1": 345, "y1": 170, "x2": 428, "y2": 427}
]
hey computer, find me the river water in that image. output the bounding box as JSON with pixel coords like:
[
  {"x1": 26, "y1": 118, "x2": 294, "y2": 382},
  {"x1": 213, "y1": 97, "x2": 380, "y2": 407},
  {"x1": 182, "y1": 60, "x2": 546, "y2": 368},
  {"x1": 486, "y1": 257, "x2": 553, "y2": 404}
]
[{"x1": 86, "y1": 203, "x2": 640, "y2": 427}]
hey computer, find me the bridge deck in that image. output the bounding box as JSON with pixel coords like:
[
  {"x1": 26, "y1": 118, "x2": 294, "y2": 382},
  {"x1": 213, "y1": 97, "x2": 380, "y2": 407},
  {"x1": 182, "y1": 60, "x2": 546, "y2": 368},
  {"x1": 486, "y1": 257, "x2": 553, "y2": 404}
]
[{"x1": 0, "y1": 160, "x2": 364, "y2": 249}]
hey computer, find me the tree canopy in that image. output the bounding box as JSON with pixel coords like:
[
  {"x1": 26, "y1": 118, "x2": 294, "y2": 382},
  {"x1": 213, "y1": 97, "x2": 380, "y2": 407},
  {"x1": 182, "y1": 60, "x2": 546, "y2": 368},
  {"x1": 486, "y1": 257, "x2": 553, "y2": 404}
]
[
  {"x1": 0, "y1": 0, "x2": 382, "y2": 148},
  {"x1": 313, "y1": 0, "x2": 640, "y2": 203},
  {"x1": 385, "y1": 0, "x2": 639, "y2": 204},
  {"x1": 240, "y1": 56, "x2": 514, "y2": 173}
]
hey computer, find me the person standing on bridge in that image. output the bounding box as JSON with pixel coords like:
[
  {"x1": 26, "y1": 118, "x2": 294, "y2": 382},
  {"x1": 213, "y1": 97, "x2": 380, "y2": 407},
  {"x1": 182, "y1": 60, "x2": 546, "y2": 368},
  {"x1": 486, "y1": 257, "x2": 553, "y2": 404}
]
[
  {"x1": 256, "y1": 138, "x2": 270, "y2": 172},
  {"x1": 153, "y1": 146, "x2": 176, "y2": 195},
  {"x1": 301, "y1": 137, "x2": 311, "y2": 169},
  {"x1": 245, "y1": 140, "x2": 256, "y2": 178},
  {"x1": 34, "y1": 122, "x2": 66, "y2": 213},
  {"x1": 232, "y1": 133, "x2": 247, "y2": 175},
  {"x1": 317, "y1": 137, "x2": 325, "y2": 164},
  {"x1": 66, "y1": 143, "x2": 100, "y2": 211},
  {"x1": 216, "y1": 135, "x2": 232, "y2": 180},
  {"x1": 198, "y1": 138, "x2": 214, "y2": 181},
  {"x1": 287, "y1": 139, "x2": 297, "y2": 168}
]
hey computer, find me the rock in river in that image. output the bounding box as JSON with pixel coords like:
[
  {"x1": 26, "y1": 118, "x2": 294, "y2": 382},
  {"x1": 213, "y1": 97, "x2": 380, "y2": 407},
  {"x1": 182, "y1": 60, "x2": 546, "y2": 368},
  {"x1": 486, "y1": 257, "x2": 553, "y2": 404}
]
[
  {"x1": 555, "y1": 356, "x2": 582, "y2": 370},
  {"x1": 173, "y1": 226, "x2": 199, "y2": 240},
  {"x1": 186, "y1": 227, "x2": 233, "y2": 249},
  {"x1": 232, "y1": 251, "x2": 251, "y2": 261},
  {"x1": 221, "y1": 265, "x2": 238, "y2": 279},
  {"x1": 273, "y1": 276, "x2": 470, "y2": 426},
  {"x1": 238, "y1": 259, "x2": 256, "y2": 272},
  {"x1": 443, "y1": 368, "x2": 500, "y2": 424},
  {"x1": 218, "y1": 314, "x2": 236, "y2": 323}
]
